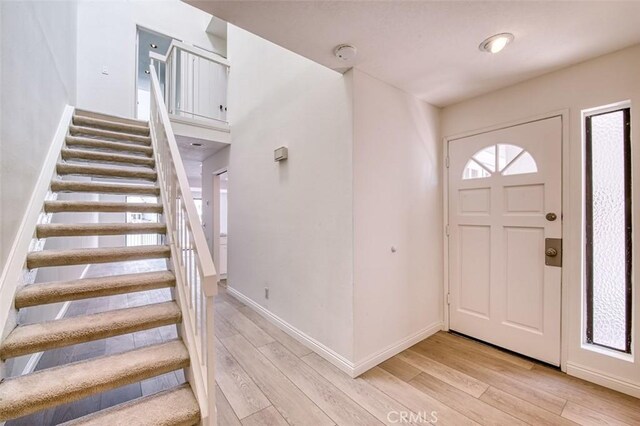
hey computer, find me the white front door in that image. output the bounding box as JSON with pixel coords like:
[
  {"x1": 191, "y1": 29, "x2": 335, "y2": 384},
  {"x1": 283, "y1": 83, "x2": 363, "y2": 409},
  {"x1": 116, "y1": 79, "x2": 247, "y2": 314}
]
[{"x1": 448, "y1": 117, "x2": 562, "y2": 365}]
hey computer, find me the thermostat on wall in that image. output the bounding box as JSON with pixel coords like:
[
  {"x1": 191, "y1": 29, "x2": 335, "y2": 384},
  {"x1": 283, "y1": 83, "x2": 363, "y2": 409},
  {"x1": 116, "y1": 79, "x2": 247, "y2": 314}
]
[{"x1": 274, "y1": 146, "x2": 288, "y2": 162}]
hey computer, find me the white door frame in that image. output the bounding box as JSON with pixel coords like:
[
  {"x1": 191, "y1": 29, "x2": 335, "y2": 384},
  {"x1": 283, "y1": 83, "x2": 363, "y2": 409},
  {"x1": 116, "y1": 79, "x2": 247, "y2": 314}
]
[
  {"x1": 442, "y1": 109, "x2": 570, "y2": 371},
  {"x1": 212, "y1": 168, "x2": 228, "y2": 278},
  {"x1": 134, "y1": 25, "x2": 178, "y2": 119}
]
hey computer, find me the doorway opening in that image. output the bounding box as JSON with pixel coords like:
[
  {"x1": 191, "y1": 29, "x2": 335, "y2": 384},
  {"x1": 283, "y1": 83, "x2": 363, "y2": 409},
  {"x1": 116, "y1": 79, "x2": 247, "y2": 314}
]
[
  {"x1": 213, "y1": 171, "x2": 228, "y2": 279},
  {"x1": 136, "y1": 27, "x2": 173, "y2": 120}
]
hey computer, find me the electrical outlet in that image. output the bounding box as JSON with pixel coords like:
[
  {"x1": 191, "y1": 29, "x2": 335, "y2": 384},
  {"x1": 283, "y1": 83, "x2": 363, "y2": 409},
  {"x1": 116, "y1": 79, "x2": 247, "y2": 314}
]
[
  {"x1": 264, "y1": 287, "x2": 269, "y2": 299},
  {"x1": 101, "y1": 65, "x2": 109, "y2": 75}
]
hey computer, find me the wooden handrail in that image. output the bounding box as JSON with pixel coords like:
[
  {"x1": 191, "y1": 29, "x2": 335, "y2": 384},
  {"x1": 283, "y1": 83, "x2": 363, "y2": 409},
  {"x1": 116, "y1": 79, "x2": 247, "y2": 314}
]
[
  {"x1": 149, "y1": 64, "x2": 217, "y2": 425},
  {"x1": 149, "y1": 65, "x2": 217, "y2": 296}
]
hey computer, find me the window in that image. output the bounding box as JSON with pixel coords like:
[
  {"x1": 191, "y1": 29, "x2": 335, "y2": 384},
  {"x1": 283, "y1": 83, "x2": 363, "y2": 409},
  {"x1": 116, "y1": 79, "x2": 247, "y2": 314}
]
[
  {"x1": 462, "y1": 144, "x2": 537, "y2": 180},
  {"x1": 125, "y1": 196, "x2": 161, "y2": 246},
  {"x1": 585, "y1": 107, "x2": 632, "y2": 353}
]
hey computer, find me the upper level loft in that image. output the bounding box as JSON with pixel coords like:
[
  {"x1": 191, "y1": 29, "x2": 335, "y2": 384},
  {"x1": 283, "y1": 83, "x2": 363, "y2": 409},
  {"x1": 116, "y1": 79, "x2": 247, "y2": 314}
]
[{"x1": 137, "y1": 25, "x2": 230, "y2": 147}]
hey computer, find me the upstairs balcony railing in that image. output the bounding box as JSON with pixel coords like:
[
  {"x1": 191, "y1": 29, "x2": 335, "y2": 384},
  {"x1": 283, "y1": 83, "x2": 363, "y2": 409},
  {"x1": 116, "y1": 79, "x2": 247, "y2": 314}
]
[{"x1": 151, "y1": 40, "x2": 229, "y2": 124}]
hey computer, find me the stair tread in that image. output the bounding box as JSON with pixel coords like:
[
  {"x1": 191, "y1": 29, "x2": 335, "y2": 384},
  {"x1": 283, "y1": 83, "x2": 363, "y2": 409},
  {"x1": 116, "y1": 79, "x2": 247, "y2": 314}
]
[
  {"x1": 51, "y1": 180, "x2": 160, "y2": 196},
  {"x1": 74, "y1": 109, "x2": 149, "y2": 128},
  {"x1": 57, "y1": 163, "x2": 157, "y2": 181},
  {"x1": 69, "y1": 125, "x2": 151, "y2": 144},
  {"x1": 44, "y1": 200, "x2": 163, "y2": 213},
  {"x1": 60, "y1": 384, "x2": 199, "y2": 426},
  {"x1": 27, "y1": 245, "x2": 170, "y2": 269},
  {"x1": 15, "y1": 271, "x2": 175, "y2": 308},
  {"x1": 62, "y1": 148, "x2": 155, "y2": 167},
  {"x1": 73, "y1": 115, "x2": 150, "y2": 136},
  {"x1": 0, "y1": 301, "x2": 181, "y2": 359},
  {"x1": 0, "y1": 340, "x2": 189, "y2": 421},
  {"x1": 66, "y1": 135, "x2": 153, "y2": 153},
  {"x1": 37, "y1": 222, "x2": 166, "y2": 238}
]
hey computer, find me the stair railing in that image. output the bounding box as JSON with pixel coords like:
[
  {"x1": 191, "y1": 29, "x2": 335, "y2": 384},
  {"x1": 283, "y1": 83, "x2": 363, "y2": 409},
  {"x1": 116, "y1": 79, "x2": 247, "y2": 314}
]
[
  {"x1": 149, "y1": 64, "x2": 218, "y2": 426},
  {"x1": 150, "y1": 40, "x2": 229, "y2": 124}
]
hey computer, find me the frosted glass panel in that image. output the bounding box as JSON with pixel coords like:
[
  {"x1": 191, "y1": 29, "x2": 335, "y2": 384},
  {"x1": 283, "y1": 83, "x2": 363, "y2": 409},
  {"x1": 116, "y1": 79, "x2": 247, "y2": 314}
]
[
  {"x1": 589, "y1": 110, "x2": 628, "y2": 351},
  {"x1": 463, "y1": 159, "x2": 491, "y2": 180},
  {"x1": 503, "y1": 152, "x2": 538, "y2": 176},
  {"x1": 473, "y1": 146, "x2": 496, "y2": 172}
]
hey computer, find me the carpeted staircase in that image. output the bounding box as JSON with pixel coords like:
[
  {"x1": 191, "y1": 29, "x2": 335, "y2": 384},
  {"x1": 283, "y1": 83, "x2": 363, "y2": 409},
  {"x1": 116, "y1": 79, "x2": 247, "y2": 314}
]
[{"x1": 0, "y1": 111, "x2": 201, "y2": 425}]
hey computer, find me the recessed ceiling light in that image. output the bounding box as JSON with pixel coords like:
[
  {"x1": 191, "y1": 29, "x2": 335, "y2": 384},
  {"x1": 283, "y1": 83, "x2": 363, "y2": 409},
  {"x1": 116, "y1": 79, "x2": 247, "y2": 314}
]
[
  {"x1": 150, "y1": 43, "x2": 158, "y2": 49},
  {"x1": 479, "y1": 33, "x2": 514, "y2": 54},
  {"x1": 191, "y1": 142, "x2": 203, "y2": 147},
  {"x1": 144, "y1": 70, "x2": 150, "y2": 74}
]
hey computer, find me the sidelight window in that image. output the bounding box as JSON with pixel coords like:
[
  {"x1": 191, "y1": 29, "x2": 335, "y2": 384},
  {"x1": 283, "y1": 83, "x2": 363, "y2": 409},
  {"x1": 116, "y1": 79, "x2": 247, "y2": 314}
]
[{"x1": 585, "y1": 107, "x2": 632, "y2": 353}]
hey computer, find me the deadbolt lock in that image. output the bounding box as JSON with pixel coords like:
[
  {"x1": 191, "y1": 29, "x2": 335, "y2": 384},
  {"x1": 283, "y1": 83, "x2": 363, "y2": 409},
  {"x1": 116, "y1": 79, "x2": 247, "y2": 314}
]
[
  {"x1": 545, "y1": 238, "x2": 562, "y2": 267},
  {"x1": 546, "y1": 212, "x2": 557, "y2": 221}
]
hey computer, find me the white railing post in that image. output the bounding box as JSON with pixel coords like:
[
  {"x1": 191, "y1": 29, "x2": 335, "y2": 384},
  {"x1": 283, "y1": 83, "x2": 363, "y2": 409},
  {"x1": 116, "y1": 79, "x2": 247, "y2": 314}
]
[
  {"x1": 204, "y1": 279, "x2": 217, "y2": 424},
  {"x1": 149, "y1": 64, "x2": 217, "y2": 426}
]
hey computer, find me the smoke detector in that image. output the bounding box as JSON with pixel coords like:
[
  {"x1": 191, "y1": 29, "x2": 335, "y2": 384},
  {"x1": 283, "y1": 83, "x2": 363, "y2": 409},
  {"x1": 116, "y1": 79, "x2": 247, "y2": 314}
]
[{"x1": 334, "y1": 44, "x2": 357, "y2": 62}]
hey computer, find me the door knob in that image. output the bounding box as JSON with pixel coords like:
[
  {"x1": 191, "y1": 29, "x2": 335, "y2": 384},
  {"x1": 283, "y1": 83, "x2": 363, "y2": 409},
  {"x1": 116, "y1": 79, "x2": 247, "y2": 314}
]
[
  {"x1": 545, "y1": 248, "x2": 558, "y2": 257},
  {"x1": 546, "y1": 213, "x2": 557, "y2": 221}
]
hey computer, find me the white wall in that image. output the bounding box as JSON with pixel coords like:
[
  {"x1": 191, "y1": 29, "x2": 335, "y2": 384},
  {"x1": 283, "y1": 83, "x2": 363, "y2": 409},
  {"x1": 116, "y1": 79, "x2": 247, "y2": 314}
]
[
  {"x1": 76, "y1": 0, "x2": 223, "y2": 118},
  {"x1": 0, "y1": 0, "x2": 78, "y2": 270},
  {"x1": 225, "y1": 25, "x2": 355, "y2": 361},
  {"x1": 0, "y1": 2, "x2": 3, "y2": 274},
  {"x1": 352, "y1": 70, "x2": 442, "y2": 367},
  {"x1": 442, "y1": 44, "x2": 640, "y2": 396},
  {"x1": 0, "y1": 1, "x2": 102, "y2": 377}
]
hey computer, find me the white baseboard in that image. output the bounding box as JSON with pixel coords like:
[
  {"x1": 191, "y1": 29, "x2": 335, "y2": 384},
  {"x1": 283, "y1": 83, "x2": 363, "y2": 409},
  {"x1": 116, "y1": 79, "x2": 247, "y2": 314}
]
[
  {"x1": 225, "y1": 286, "x2": 443, "y2": 378},
  {"x1": 566, "y1": 362, "x2": 640, "y2": 398},
  {"x1": 226, "y1": 286, "x2": 356, "y2": 375},
  {"x1": 20, "y1": 264, "x2": 90, "y2": 376},
  {"x1": 351, "y1": 321, "x2": 444, "y2": 377}
]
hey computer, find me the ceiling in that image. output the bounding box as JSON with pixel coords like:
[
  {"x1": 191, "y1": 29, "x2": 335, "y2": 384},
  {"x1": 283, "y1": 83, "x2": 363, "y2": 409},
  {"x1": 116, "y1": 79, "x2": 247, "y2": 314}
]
[
  {"x1": 176, "y1": 135, "x2": 229, "y2": 189},
  {"x1": 187, "y1": 1, "x2": 640, "y2": 107}
]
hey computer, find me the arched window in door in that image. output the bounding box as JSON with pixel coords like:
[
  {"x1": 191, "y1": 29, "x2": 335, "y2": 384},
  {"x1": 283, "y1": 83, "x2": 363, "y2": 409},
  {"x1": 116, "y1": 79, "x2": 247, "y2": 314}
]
[{"x1": 462, "y1": 144, "x2": 538, "y2": 180}]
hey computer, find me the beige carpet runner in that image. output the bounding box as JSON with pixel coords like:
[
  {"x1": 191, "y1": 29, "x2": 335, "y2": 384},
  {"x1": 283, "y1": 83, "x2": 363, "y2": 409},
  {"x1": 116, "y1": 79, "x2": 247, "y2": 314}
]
[{"x1": 0, "y1": 111, "x2": 200, "y2": 425}]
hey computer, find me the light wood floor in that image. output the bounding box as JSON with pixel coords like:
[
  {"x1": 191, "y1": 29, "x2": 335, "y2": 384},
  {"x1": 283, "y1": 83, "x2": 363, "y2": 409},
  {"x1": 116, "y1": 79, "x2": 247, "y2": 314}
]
[
  {"x1": 8, "y1": 260, "x2": 640, "y2": 425},
  {"x1": 213, "y1": 287, "x2": 639, "y2": 426}
]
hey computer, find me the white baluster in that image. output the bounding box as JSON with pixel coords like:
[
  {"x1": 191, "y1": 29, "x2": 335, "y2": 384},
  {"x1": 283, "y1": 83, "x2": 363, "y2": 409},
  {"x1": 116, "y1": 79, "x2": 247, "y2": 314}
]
[{"x1": 149, "y1": 64, "x2": 218, "y2": 425}]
